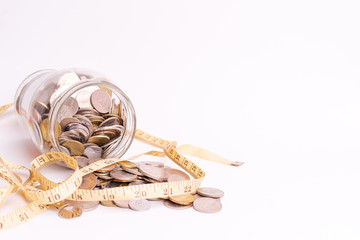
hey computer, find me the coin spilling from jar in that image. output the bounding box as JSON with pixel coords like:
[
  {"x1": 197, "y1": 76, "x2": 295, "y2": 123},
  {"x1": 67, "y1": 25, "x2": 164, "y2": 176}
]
[
  {"x1": 35, "y1": 72, "x2": 125, "y2": 159},
  {"x1": 58, "y1": 158, "x2": 224, "y2": 218}
]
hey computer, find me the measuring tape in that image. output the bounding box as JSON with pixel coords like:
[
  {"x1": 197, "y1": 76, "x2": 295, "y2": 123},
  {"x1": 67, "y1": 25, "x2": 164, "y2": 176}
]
[{"x1": 0, "y1": 104, "x2": 242, "y2": 230}]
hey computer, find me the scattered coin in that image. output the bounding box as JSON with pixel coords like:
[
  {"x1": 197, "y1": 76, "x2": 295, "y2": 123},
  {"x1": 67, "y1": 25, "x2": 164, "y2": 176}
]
[
  {"x1": 163, "y1": 200, "x2": 193, "y2": 210},
  {"x1": 128, "y1": 199, "x2": 151, "y2": 211},
  {"x1": 138, "y1": 165, "x2": 167, "y2": 182},
  {"x1": 58, "y1": 205, "x2": 82, "y2": 219},
  {"x1": 117, "y1": 160, "x2": 137, "y2": 169},
  {"x1": 74, "y1": 156, "x2": 89, "y2": 168},
  {"x1": 79, "y1": 173, "x2": 97, "y2": 190},
  {"x1": 169, "y1": 194, "x2": 195, "y2": 206},
  {"x1": 197, "y1": 187, "x2": 224, "y2": 198},
  {"x1": 65, "y1": 200, "x2": 99, "y2": 212},
  {"x1": 166, "y1": 168, "x2": 190, "y2": 182},
  {"x1": 193, "y1": 197, "x2": 222, "y2": 213},
  {"x1": 113, "y1": 200, "x2": 130, "y2": 208},
  {"x1": 110, "y1": 168, "x2": 137, "y2": 182},
  {"x1": 100, "y1": 200, "x2": 117, "y2": 207}
]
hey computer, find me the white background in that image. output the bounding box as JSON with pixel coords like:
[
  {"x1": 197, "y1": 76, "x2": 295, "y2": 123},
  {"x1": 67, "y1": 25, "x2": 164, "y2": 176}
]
[{"x1": 0, "y1": 0, "x2": 360, "y2": 239}]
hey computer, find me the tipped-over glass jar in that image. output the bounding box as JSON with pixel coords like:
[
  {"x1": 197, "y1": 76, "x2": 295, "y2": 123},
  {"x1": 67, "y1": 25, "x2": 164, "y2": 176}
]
[{"x1": 14, "y1": 68, "x2": 136, "y2": 163}]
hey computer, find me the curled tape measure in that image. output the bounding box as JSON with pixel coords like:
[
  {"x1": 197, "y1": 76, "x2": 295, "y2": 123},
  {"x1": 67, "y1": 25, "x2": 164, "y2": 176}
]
[{"x1": 0, "y1": 104, "x2": 242, "y2": 230}]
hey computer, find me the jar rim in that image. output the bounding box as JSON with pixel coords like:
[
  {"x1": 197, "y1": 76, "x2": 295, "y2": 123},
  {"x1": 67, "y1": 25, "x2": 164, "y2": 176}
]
[{"x1": 48, "y1": 78, "x2": 136, "y2": 159}]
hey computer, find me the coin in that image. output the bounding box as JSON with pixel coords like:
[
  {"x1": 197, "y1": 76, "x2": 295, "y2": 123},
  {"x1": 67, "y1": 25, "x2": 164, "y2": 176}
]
[
  {"x1": 117, "y1": 160, "x2": 137, "y2": 169},
  {"x1": 139, "y1": 161, "x2": 164, "y2": 168},
  {"x1": 58, "y1": 97, "x2": 79, "y2": 120},
  {"x1": 169, "y1": 194, "x2": 195, "y2": 206},
  {"x1": 65, "y1": 200, "x2": 99, "y2": 212},
  {"x1": 196, "y1": 187, "x2": 224, "y2": 198},
  {"x1": 138, "y1": 165, "x2": 167, "y2": 182},
  {"x1": 60, "y1": 117, "x2": 80, "y2": 130},
  {"x1": 90, "y1": 89, "x2": 112, "y2": 114},
  {"x1": 99, "y1": 116, "x2": 121, "y2": 128},
  {"x1": 110, "y1": 168, "x2": 137, "y2": 182},
  {"x1": 84, "y1": 145, "x2": 102, "y2": 159},
  {"x1": 62, "y1": 139, "x2": 85, "y2": 156},
  {"x1": 87, "y1": 135, "x2": 110, "y2": 146},
  {"x1": 75, "y1": 91, "x2": 93, "y2": 109},
  {"x1": 113, "y1": 200, "x2": 130, "y2": 208},
  {"x1": 121, "y1": 166, "x2": 142, "y2": 176},
  {"x1": 163, "y1": 200, "x2": 193, "y2": 210},
  {"x1": 193, "y1": 197, "x2": 222, "y2": 213},
  {"x1": 88, "y1": 158, "x2": 116, "y2": 172},
  {"x1": 128, "y1": 199, "x2": 151, "y2": 211},
  {"x1": 57, "y1": 72, "x2": 81, "y2": 88},
  {"x1": 58, "y1": 205, "x2": 82, "y2": 219},
  {"x1": 74, "y1": 156, "x2": 89, "y2": 168},
  {"x1": 100, "y1": 200, "x2": 117, "y2": 207},
  {"x1": 34, "y1": 101, "x2": 49, "y2": 116},
  {"x1": 79, "y1": 173, "x2": 97, "y2": 190},
  {"x1": 166, "y1": 168, "x2": 190, "y2": 182},
  {"x1": 40, "y1": 118, "x2": 61, "y2": 142},
  {"x1": 128, "y1": 180, "x2": 147, "y2": 186}
]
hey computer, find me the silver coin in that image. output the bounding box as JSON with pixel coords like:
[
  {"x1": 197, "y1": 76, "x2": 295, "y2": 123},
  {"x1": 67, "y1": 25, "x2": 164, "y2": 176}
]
[
  {"x1": 58, "y1": 97, "x2": 79, "y2": 120},
  {"x1": 122, "y1": 166, "x2": 143, "y2": 176},
  {"x1": 50, "y1": 85, "x2": 70, "y2": 106},
  {"x1": 110, "y1": 168, "x2": 137, "y2": 182},
  {"x1": 84, "y1": 145, "x2": 102, "y2": 159},
  {"x1": 99, "y1": 116, "x2": 121, "y2": 128},
  {"x1": 138, "y1": 165, "x2": 167, "y2": 181},
  {"x1": 113, "y1": 200, "x2": 130, "y2": 208},
  {"x1": 128, "y1": 199, "x2": 151, "y2": 211},
  {"x1": 74, "y1": 156, "x2": 89, "y2": 168},
  {"x1": 128, "y1": 180, "x2": 147, "y2": 186},
  {"x1": 60, "y1": 117, "x2": 80, "y2": 130},
  {"x1": 90, "y1": 89, "x2": 112, "y2": 114},
  {"x1": 75, "y1": 91, "x2": 93, "y2": 109},
  {"x1": 163, "y1": 200, "x2": 193, "y2": 210},
  {"x1": 138, "y1": 161, "x2": 164, "y2": 168},
  {"x1": 166, "y1": 168, "x2": 190, "y2": 182},
  {"x1": 196, "y1": 187, "x2": 224, "y2": 198},
  {"x1": 57, "y1": 72, "x2": 81, "y2": 88},
  {"x1": 193, "y1": 197, "x2": 222, "y2": 213}
]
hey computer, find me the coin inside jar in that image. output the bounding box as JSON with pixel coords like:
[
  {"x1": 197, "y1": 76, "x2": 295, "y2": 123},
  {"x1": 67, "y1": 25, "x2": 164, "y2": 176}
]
[
  {"x1": 87, "y1": 135, "x2": 110, "y2": 146},
  {"x1": 90, "y1": 89, "x2": 112, "y2": 114},
  {"x1": 61, "y1": 140, "x2": 85, "y2": 156}
]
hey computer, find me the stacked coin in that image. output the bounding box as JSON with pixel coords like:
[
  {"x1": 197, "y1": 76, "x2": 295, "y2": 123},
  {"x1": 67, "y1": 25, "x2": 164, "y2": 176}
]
[
  {"x1": 58, "y1": 159, "x2": 224, "y2": 218},
  {"x1": 35, "y1": 72, "x2": 125, "y2": 160}
]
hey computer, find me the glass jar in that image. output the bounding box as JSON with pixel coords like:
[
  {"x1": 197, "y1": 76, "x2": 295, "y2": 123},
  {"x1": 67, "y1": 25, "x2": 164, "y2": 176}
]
[{"x1": 14, "y1": 68, "x2": 136, "y2": 163}]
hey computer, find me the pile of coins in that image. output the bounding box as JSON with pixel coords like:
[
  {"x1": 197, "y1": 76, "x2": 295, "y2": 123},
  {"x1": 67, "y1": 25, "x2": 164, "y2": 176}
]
[
  {"x1": 36, "y1": 72, "x2": 125, "y2": 159},
  {"x1": 58, "y1": 159, "x2": 225, "y2": 218}
]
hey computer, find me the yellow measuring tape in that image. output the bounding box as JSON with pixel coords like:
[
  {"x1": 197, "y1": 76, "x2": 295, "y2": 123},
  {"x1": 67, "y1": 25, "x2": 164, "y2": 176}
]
[{"x1": 0, "y1": 104, "x2": 242, "y2": 230}]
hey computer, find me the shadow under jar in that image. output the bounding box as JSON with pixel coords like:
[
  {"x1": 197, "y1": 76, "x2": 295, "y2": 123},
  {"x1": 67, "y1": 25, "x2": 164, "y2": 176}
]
[{"x1": 14, "y1": 68, "x2": 136, "y2": 166}]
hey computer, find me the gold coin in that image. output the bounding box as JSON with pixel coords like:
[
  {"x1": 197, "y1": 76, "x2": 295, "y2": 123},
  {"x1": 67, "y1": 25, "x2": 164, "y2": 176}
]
[
  {"x1": 117, "y1": 160, "x2": 137, "y2": 169},
  {"x1": 100, "y1": 200, "x2": 117, "y2": 207},
  {"x1": 87, "y1": 135, "x2": 110, "y2": 146},
  {"x1": 58, "y1": 205, "x2": 82, "y2": 219},
  {"x1": 79, "y1": 173, "x2": 97, "y2": 190},
  {"x1": 62, "y1": 140, "x2": 85, "y2": 156},
  {"x1": 40, "y1": 118, "x2": 61, "y2": 142},
  {"x1": 98, "y1": 86, "x2": 113, "y2": 97},
  {"x1": 169, "y1": 194, "x2": 195, "y2": 206}
]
